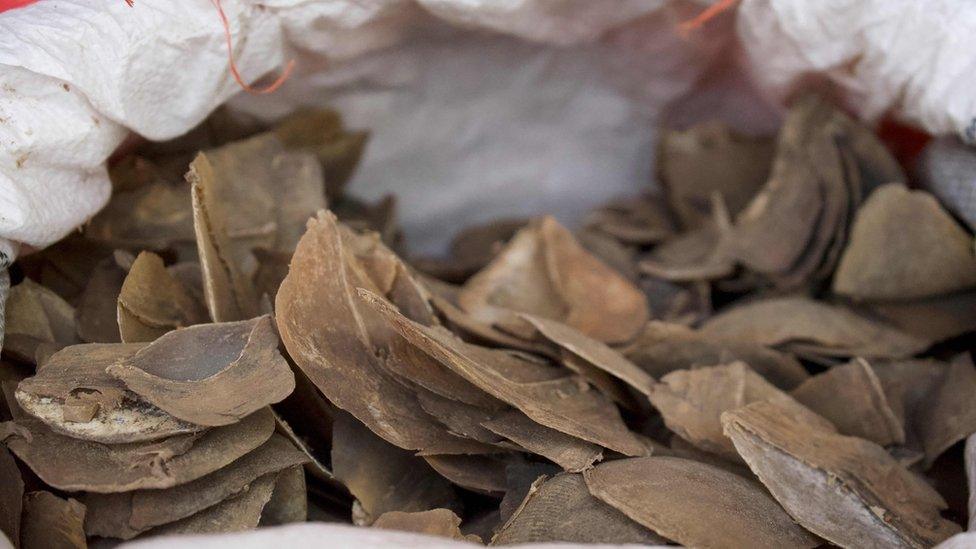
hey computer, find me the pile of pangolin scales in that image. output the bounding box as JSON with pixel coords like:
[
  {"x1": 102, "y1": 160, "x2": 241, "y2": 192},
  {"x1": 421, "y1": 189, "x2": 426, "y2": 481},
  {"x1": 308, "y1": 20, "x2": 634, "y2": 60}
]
[{"x1": 3, "y1": 96, "x2": 976, "y2": 548}]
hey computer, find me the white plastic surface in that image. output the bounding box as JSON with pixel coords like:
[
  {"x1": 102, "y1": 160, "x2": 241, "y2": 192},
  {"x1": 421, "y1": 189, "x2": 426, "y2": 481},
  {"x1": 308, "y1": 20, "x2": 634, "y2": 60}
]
[{"x1": 118, "y1": 522, "x2": 663, "y2": 549}]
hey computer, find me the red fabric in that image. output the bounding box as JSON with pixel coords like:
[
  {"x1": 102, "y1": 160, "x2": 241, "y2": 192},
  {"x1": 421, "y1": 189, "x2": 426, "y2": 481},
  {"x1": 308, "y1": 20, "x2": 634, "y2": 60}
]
[
  {"x1": 0, "y1": 0, "x2": 132, "y2": 13},
  {"x1": 877, "y1": 117, "x2": 932, "y2": 174},
  {"x1": 0, "y1": 0, "x2": 38, "y2": 12}
]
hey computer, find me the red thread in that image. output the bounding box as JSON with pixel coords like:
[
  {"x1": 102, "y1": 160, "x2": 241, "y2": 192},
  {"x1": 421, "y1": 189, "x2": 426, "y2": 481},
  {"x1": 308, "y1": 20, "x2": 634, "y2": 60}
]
[
  {"x1": 212, "y1": 0, "x2": 295, "y2": 95},
  {"x1": 679, "y1": 0, "x2": 739, "y2": 35},
  {"x1": 0, "y1": 0, "x2": 39, "y2": 13},
  {"x1": 124, "y1": 0, "x2": 134, "y2": 6}
]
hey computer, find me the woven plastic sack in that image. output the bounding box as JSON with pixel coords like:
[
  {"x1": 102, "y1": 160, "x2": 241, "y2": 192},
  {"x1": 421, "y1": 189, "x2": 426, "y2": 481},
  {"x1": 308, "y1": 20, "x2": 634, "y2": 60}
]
[{"x1": 4, "y1": 0, "x2": 975, "y2": 262}]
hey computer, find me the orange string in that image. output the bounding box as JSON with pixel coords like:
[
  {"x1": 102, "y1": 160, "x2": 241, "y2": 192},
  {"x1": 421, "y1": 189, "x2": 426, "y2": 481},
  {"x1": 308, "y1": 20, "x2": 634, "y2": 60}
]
[
  {"x1": 211, "y1": 0, "x2": 295, "y2": 95},
  {"x1": 679, "y1": 0, "x2": 739, "y2": 35}
]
